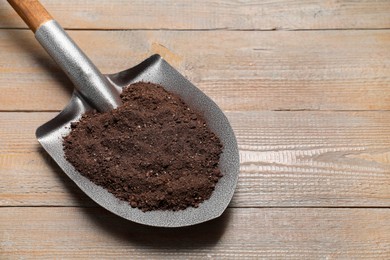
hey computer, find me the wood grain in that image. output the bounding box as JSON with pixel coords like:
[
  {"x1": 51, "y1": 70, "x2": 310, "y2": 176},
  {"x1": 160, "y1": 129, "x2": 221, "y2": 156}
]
[
  {"x1": 1, "y1": 207, "x2": 389, "y2": 259},
  {"x1": 1, "y1": 1, "x2": 389, "y2": 258},
  {"x1": 1, "y1": 0, "x2": 389, "y2": 30},
  {"x1": 1, "y1": 30, "x2": 389, "y2": 111},
  {"x1": 1, "y1": 111, "x2": 389, "y2": 207}
]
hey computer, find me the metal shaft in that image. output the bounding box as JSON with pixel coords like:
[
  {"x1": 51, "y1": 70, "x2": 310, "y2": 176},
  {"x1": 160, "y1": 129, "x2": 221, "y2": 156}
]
[{"x1": 35, "y1": 20, "x2": 122, "y2": 112}]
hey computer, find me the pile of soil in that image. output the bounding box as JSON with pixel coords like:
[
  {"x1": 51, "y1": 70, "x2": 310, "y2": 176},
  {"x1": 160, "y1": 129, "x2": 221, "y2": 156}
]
[{"x1": 63, "y1": 82, "x2": 223, "y2": 211}]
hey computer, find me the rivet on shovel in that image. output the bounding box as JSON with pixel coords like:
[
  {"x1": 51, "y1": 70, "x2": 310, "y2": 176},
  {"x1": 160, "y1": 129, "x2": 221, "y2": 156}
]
[{"x1": 7, "y1": 0, "x2": 239, "y2": 227}]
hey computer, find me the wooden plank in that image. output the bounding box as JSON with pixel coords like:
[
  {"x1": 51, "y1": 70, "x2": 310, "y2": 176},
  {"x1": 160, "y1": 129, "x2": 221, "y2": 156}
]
[
  {"x1": 1, "y1": 111, "x2": 389, "y2": 207},
  {"x1": 1, "y1": 30, "x2": 389, "y2": 111},
  {"x1": 1, "y1": 0, "x2": 389, "y2": 30},
  {"x1": 0, "y1": 207, "x2": 389, "y2": 258}
]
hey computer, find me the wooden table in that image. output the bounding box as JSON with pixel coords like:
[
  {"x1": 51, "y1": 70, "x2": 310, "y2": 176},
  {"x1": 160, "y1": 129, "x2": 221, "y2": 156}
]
[{"x1": 1, "y1": 1, "x2": 389, "y2": 258}]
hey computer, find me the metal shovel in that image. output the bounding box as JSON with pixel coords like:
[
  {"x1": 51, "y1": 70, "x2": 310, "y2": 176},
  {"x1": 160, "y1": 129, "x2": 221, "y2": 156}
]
[{"x1": 8, "y1": 0, "x2": 239, "y2": 227}]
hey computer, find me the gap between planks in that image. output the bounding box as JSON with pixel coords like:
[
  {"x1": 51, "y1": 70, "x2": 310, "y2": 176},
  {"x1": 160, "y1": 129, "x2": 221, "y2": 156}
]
[
  {"x1": 1, "y1": 205, "x2": 390, "y2": 209},
  {"x1": 1, "y1": 27, "x2": 390, "y2": 32},
  {"x1": 2, "y1": 109, "x2": 390, "y2": 113}
]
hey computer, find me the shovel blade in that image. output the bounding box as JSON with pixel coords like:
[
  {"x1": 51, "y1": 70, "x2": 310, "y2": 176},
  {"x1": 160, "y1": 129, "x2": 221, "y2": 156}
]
[{"x1": 36, "y1": 54, "x2": 239, "y2": 227}]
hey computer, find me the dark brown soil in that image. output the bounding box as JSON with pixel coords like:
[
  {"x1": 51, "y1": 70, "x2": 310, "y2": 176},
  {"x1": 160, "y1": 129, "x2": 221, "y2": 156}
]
[{"x1": 63, "y1": 82, "x2": 223, "y2": 212}]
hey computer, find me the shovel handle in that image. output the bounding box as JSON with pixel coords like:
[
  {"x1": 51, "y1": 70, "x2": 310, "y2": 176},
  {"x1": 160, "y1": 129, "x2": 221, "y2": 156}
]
[{"x1": 7, "y1": 0, "x2": 53, "y2": 32}]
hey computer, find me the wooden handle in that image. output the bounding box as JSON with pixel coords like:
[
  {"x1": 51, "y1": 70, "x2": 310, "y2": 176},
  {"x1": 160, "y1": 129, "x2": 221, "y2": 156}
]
[{"x1": 8, "y1": 0, "x2": 53, "y2": 32}]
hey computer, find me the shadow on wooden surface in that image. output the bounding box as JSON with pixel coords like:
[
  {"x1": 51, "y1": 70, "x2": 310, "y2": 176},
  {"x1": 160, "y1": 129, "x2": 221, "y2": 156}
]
[
  {"x1": 38, "y1": 147, "x2": 230, "y2": 248},
  {"x1": 2, "y1": 28, "x2": 74, "y2": 98},
  {"x1": 81, "y1": 207, "x2": 230, "y2": 250}
]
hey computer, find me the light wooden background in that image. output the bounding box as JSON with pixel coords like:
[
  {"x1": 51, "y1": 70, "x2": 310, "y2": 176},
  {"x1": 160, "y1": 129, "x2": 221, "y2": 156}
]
[{"x1": 1, "y1": 0, "x2": 390, "y2": 259}]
